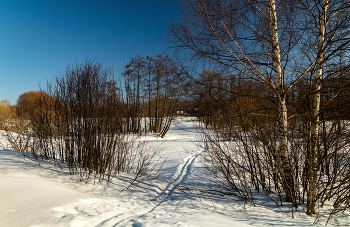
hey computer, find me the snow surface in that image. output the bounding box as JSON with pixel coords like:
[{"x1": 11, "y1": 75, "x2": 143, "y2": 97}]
[{"x1": 0, "y1": 118, "x2": 342, "y2": 226}]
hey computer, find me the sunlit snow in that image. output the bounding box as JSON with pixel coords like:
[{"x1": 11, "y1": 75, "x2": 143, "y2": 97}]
[{"x1": 0, "y1": 118, "x2": 339, "y2": 226}]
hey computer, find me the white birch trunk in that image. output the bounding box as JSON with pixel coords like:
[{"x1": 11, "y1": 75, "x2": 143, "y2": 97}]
[
  {"x1": 268, "y1": 0, "x2": 295, "y2": 202},
  {"x1": 307, "y1": 0, "x2": 327, "y2": 215}
]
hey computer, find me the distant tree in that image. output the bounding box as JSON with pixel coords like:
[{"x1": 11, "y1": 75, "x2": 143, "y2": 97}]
[
  {"x1": 123, "y1": 54, "x2": 183, "y2": 136},
  {"x1": 16, "y1": 91, "x2": 46, "y2": 119},
  {"x1": 0, "y1": 99, "x2": 17, "y2": 128},
  {"x1": 124, "y1": 55, "x2": 146, "y2": 133}
]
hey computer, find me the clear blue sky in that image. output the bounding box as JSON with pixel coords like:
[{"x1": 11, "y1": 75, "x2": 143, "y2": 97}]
[{"x1": 0, "y1": 0, "x2": 181, "y2": 105}]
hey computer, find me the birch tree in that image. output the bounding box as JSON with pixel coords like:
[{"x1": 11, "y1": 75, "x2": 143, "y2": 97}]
[
  {"x1": 168, "y1": 0, "x2": 314, "y2": 203},
  {"x1": 298, "y1": 0, "x2": 350, "y2": 215}
]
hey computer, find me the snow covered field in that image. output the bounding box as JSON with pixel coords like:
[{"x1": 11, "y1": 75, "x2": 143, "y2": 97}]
[{"x1": 0, "y1": 118, "x2": 343, "y2": 226}]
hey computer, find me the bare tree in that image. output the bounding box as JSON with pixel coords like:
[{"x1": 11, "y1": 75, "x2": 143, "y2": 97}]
[
  {"x1": 296, "y1": 0, "x2": 350, "y2": 215},
  {"x1": 168, "y1": 0, "x2": 313, "y2": 203},
  {"x1": 123, "y1": 54, "x2": 182, "y2": 137},
  {"x1": 124, "y1": 55, "x2": 146, "y2": 134}
]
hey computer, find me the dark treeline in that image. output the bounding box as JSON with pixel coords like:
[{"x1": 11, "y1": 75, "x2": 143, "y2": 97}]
[{"x1": 190, "y1": 71, "x2": 350, "y2": 128}]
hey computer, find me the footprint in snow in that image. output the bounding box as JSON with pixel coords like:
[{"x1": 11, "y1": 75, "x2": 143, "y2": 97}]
[{"x1": 131, "y1": 220, "x2": 144, "y2": 227}]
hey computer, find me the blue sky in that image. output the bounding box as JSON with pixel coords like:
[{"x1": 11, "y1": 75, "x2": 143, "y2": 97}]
[{"x1": 0, "y1": 0, "x2": 180, "y2": 105}]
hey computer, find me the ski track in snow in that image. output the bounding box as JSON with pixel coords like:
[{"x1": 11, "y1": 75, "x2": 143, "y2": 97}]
[
  {"x1": 96, "y1": 152, "x2": 200, "y2": 227},
  {"x1": 43, "y1": 150, "x2": 201, "y2": 227}
]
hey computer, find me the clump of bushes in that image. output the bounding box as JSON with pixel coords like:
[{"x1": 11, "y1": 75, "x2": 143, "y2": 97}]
[{"x1": 1, "y1": 60, "x2": 164, "y2": 187}]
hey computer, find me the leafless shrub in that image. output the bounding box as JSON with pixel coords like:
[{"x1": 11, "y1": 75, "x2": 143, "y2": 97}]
[
  {"x1": 29, "y1": 59, "x2": 164, "y2": 186},
  {"x1": 187, "y1": 82, "x2": 350, "y2": 223}
]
